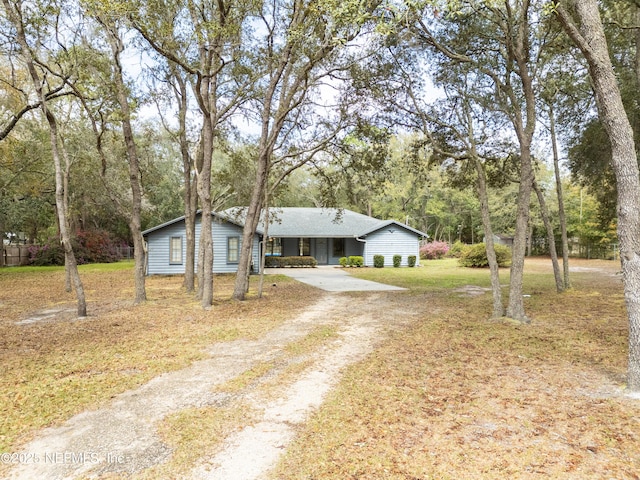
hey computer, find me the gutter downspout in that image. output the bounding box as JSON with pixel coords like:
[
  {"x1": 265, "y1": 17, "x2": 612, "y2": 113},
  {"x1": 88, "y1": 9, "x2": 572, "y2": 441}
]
[{"x1": 356, "y1": 235, "x2": 367, "y2": 265}]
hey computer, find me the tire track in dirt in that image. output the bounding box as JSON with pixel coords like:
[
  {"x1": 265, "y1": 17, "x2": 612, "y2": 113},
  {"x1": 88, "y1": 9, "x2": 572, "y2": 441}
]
[{"x1": 5, "y1": 291, "x2": 421, "y2": 480}]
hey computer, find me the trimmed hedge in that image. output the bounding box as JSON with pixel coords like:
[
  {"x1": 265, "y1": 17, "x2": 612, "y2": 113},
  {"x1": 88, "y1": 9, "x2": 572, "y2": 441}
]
[
  {"x1": 408, "y1": 255, "x2": 417, "y2": 267},
  {"x1": 458, "y1": 243, "x2": 511, "y2": 268},
  {"x1": 393, "y1": 254, "x2": 402, "y2": 267},
  {"x1": 264, "y1": 256, "x2": 317, "y2": 268},
  {"x1": 339, "y1": 256, "x2": 364, "y2": 267},
  {"x1": 348, "y1": 256, "x2": 364, "y2": 267},
  {"x1": 373, "y1": 255, "x2": 384, "y2": 268}
]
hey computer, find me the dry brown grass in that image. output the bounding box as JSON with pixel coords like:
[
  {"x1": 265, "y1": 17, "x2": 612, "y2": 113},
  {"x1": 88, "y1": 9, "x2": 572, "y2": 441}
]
[
  {"x1": 3, "y1": 258, "x2": 640, "y2": 479},
  {"x1": 0, "y1": 262, "x2": 318, "y2": 457},
  {"x1": 272, "y1": 258, "x2": 640, "y2": 479}
]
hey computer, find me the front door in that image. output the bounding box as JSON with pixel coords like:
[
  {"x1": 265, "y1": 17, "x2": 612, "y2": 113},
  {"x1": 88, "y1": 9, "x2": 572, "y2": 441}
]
[{"x1": 315, "y1": 238, "x2": 328, "y2": 264}]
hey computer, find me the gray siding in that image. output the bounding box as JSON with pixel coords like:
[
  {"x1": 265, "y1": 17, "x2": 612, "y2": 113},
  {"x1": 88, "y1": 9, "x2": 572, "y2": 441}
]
[
  {"x1": 146, "y1": 222, "x2": 189, "y2": 275},
  {"x1": 146, "y1": 215, "x2": 261, "y2": 275},
  {"x1": 363, "y1": 228, "x2": 421, "y2": 267}
]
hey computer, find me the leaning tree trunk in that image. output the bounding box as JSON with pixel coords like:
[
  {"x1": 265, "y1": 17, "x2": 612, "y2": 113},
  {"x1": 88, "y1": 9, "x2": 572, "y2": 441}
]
[
  {"x1": 549, "y1": 102, "x2": 571, "y2": 289},
  {"x1": 233, "y1": 152, "x2": 269, "y2": 301},
  {"x1": 42, "y1": 113, "x2": 86, "y2": 317},
  {"x1": 557, "y1": 0, "x2": 640, "y2": 391},
  {"x1": 104, "y1": 25, "x2": 147, "y2": 304},
  {"x1": 473, "y1": 155, "x2": 503, "y2": 318},
  {"x1": 533, "y1": 179, "x2": 563, "y2": 292},
  {"x1": 3, "y1": 0, "x2": 87, "y2": 316},
  {"x1": 62, "y1": 150, "x2": 72, "y2": 293},
  {"x1": 257, "y1": 190, "x2": 270, "y2": 299}
]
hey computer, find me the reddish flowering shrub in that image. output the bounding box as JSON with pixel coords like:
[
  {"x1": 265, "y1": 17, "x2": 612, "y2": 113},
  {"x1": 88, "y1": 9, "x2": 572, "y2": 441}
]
[
  {"x1": 29, "y1": 230, "x2": 128, "y2": 266},
  {"x1": 419, "y1": 241, "x2": 450, "y2": 260}
]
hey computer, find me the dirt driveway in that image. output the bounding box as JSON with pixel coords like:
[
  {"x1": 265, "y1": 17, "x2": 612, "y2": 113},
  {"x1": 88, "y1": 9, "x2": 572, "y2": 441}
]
[{"x1": 6, "y1": 289, "x2": 420, "y2": 480}]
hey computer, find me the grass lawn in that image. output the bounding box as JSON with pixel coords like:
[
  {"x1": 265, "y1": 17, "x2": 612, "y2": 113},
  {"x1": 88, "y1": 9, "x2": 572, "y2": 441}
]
[
  {"x1": 272, "y1": 258, "x2": 640, "y2": 479},
  {"x1": 1, "y1": 257, "x2": 639, "y2": 479}
]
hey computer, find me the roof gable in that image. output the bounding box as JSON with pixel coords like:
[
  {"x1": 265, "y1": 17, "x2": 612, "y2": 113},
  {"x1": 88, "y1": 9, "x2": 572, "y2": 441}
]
[{"x1": 142, "y1": 210, "x2": 244, "y2": 237}]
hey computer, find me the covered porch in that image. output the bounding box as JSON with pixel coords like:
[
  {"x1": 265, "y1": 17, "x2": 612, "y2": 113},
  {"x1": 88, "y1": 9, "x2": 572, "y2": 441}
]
[{"x1": 263, "y1": 237, "x2": 364, "y2": 265}]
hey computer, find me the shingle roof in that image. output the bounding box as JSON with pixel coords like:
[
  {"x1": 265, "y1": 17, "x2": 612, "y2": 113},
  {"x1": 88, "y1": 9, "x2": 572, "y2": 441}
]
[
  {"x1": 219, "y1": 207, "x2": 427, "y2": 238},
  {"x1": 143, "y1": 207, "x2": 427, "y2": 239}
]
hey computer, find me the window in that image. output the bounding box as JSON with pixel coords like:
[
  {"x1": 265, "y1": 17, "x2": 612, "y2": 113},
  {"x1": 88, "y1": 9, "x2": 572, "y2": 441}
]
[
  {"x1": 332, "y1": 238, "x2": 345, "y2": 257},
  {"x1": 169, "y1": 236, "x2": 183, "y2": 264},
  {"x1": 265, "y1": 237, "x2": 282, "y2": 256},
  {"x1": 227, "y1": 236, "x2": 239, "y2": 263},
  {"x1": 298, "y1": 238, "x2": 310, "y2": 256}
]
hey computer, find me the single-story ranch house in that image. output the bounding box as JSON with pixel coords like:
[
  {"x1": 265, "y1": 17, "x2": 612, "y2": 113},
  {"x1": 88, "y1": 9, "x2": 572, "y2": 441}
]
[{"x1": 142, "y1": 207, "x2": 428, "y2": 275}]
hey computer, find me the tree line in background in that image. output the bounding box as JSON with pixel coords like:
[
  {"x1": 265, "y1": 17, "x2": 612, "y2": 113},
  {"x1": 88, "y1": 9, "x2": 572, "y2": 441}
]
[{"x1": 1, "y1": 1, "x2": 640, "y2": 388}]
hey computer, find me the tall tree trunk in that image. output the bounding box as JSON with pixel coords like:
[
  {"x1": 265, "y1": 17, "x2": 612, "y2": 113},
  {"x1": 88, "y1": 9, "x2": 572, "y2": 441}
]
[
  {"x1": 195, "y1": 83, "x2": 215, "y2": 308},
  {"x1": 557, "y1": 1, "x2": 640, "y2": 391},
  {"x1": 172, "y1": 67, "x2": 197, "y2": 292},
  {"x1": 473, "y1": 157, "x2": 503, "y2": 318},
  {"x1": 1, "y1": 217, "x2": 5, "y2": 268},
  {"x1": 462, "y1": 98, "x2": 503, "y2": 318},
  {"x1": 636, "y1": 3, "x2": 640, "y2": 91},
  {"x1": 506, "y1": 146, "x2": 534, "y2": 323},
  {"x1": 533, "y1": 179, "x2": 563, "y2": 292},
  {"x1": 233, "y1": 152, "x2": 269, "y2": 300},
  {"x1": 62, "y1": 136, "x2": 73, "y2": 293},
  {"x1": 549, "y1": 102, "x2": 571, "y2": 289},
  {"x1": 184, "y1": 177, "x2": 198, "y2": 293},
  {"x1": 3, "y1": 0, "x2": 86, "y2": 316},
  {"x1": 257, "y1": 190, "x2": 270, "y2": 299},
  {"x1": 503, "y1": 2, "x2": 537, "y2": 324},
  {"x1": 104, "y1": 23, "x2": 146, "y2": 304}
]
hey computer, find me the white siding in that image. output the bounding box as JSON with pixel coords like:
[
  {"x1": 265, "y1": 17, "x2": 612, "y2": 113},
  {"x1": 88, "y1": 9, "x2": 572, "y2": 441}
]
[
  {"x1": 145, "y1": 215, "x2": 262, "y2": 275},
  {"x1": 363, "y1": 228, "x2": 421, "y2": 267}
]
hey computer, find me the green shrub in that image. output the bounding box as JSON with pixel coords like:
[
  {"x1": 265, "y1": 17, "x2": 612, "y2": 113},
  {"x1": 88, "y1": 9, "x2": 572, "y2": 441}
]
[
  {"x1": 373, "y1": 255, "x2": 384, "y2": 268},
  {"x1": 393, "y1": 254, "x2": 402, "y2": 267},
  {"x1": 264, "y1": 256, "x2": 317, "y2": 267},
  {"x1": 348, "y1": 256, "x2": 364, "y2": 267},
  {"x1": 447, "y1": 240, "x2": 467, "y2": 258},
  {"x1": 339, "y1": 257, "x2": 349, "y2": 267},
  {"x1": 408, "y1": 255, "x2": 417, "y2": 267},
  {"x1": 458, "y1": 243, "x2": 511, "y2": 268}
]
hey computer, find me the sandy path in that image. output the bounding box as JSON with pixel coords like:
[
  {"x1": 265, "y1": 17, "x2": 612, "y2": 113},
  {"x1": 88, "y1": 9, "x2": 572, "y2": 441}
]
[{"x1": 6, "y1": 292, "x2": 420, "y2": 480}]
